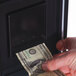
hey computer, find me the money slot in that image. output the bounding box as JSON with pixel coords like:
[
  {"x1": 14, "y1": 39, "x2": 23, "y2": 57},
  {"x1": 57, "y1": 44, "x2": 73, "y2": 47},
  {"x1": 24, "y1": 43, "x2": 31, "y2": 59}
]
[{"x1": 8, "y1": 4, "x2": 46, "y2": 57}]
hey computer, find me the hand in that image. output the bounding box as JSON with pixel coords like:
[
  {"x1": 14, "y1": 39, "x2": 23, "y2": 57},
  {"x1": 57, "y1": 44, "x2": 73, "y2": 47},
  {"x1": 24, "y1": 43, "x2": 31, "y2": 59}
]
[{"x1": 42, "y1": 37, "x2": 76, "y2": 76}]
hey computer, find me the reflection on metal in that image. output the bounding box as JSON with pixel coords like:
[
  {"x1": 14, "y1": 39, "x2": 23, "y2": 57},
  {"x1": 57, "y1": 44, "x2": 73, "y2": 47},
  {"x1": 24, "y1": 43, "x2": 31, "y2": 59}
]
[
  {"x1": 61, "y1": 0, "x2": 65, "y2": 39},
  {"x1": 61, "y1": 0, "x2": 65, "y2": 53}
]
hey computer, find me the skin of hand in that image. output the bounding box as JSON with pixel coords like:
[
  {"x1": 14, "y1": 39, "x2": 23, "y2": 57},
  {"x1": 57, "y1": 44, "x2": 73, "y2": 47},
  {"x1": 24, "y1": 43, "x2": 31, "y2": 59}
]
[{"x1": 42, "y1": 37, "x2": 76, "y2": 76}]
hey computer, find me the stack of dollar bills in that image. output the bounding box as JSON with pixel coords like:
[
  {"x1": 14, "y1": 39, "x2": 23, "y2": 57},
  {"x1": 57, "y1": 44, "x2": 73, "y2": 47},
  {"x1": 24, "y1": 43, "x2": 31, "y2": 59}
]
[{"x1": 16, "y1": 43, "x2": 66, "y2": 76}]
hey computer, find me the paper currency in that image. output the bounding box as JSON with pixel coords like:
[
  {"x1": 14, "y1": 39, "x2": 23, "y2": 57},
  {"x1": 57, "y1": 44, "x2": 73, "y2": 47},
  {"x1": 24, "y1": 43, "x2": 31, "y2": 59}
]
[{"x1": 16, "y1": 43, "x2": 65, "y2": 76}]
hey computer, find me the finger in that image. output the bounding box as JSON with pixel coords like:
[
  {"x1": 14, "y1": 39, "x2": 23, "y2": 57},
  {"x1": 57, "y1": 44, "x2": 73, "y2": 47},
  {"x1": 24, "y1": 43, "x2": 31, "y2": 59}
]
[
  {"x1": 59, "y1": 66, "x2": 70, "y2": 74},
  {"x1": 42, "y1": 61, "x2": 50, "y2": 71},
  {"x1": 74, "y1": 71, "x2": 76, "y2": 76},
  {"x1": 42, "y1": 53, "x2": 68, "y2": 71},
  {"x1": 53, "y1": 52, "x2": 66, "y2": 58},
  {"x1": 56, "y1": 37, "x2": 76, "y2": 51},
  {"x1": 66, "y1": 73, "x2": 71, "y2": 76},
  {"x1": 42, "y1": 52, "x2": 67, "y2": 71},
  {"x1": 70, "y1": 70, "x2": 76, "y2": 76},
  {"x1": 66, "y1": 70, "x2": 76, "y2": 76}
]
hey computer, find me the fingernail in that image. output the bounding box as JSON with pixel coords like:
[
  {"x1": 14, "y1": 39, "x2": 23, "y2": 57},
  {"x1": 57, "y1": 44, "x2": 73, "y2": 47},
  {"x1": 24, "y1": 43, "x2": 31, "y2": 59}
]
[
  {"x1": 56, "y1": 40, "x2": 64, "y2": 50},
  {"x1": 42, "y1": 61, "x2": 48, "y2": 71}
]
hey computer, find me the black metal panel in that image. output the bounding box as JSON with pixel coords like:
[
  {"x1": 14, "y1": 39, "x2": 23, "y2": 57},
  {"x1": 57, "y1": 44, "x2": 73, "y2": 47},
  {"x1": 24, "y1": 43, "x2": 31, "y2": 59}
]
[
  {"x1": 0, "y1": 0, "x2": 8, "y2": 4},
  {"x1": 0, "y1": 0, "x2": 45, "y2": 14},
  {"x1": 7, "y1": 4, "x2": 46, "y2": 57},
  {"x1": 45, "y1": 0, "x2": 68, "y2": 55},
  {"x1": 0, "y1": 0, "x2": 45, "y2": 71},
  {"x1": 46, "y1": 0, "x2": 58, "y2": 54}
]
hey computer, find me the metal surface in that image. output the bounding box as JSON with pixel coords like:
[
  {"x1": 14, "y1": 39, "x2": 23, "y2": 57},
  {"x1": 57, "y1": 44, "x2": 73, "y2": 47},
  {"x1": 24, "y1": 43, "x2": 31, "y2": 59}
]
[{"x1": 61, "y1": 0, "x2": 65, "y2": 53}]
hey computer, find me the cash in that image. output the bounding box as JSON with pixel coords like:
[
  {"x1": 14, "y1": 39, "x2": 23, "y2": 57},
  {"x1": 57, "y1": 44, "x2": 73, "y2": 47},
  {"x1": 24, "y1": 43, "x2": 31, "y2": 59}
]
[{"x1": 16, "y1": 43, "x2": 65, "y2": 76}]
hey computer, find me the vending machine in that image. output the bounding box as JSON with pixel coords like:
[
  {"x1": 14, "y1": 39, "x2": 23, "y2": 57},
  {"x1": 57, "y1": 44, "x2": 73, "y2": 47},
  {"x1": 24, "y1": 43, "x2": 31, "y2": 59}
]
[{"x1": 0, "y1": 0, "x2": 68, "y2": 76}]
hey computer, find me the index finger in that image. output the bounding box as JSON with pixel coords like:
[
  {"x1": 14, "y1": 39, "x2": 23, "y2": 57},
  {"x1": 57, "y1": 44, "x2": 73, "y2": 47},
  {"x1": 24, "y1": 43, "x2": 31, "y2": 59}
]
[{"x1": 56, "y1": 37, "x2": 76, "y2": 51}]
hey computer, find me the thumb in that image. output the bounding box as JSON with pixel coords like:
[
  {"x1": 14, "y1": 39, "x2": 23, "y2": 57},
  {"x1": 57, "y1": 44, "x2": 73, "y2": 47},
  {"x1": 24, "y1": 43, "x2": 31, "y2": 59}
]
[{"x1": 42, "y1": 52, "x2": 68, "y2": 71}]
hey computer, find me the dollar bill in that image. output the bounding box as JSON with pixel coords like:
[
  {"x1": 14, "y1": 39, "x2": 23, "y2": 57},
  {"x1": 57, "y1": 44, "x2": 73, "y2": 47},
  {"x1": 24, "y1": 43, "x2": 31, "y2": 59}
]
[{"x1": 16, "y1": 43, "x2": 65, "y2": 76}]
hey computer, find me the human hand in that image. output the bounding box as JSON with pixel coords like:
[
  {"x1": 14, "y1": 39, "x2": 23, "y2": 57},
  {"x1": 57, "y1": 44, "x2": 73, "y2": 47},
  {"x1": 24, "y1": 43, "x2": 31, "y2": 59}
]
[{"x1": 42, "y1": 37, "x2": 76, "y2": 76}]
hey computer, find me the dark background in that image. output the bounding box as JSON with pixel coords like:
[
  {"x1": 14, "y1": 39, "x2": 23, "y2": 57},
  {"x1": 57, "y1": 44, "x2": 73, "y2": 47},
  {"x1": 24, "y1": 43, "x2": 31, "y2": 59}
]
[{"x1": 0, "y1": 0, "x2": 68, "y2": 76}]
